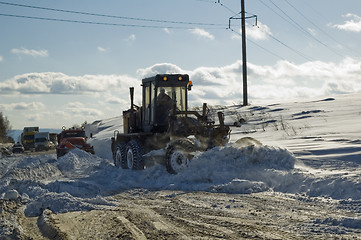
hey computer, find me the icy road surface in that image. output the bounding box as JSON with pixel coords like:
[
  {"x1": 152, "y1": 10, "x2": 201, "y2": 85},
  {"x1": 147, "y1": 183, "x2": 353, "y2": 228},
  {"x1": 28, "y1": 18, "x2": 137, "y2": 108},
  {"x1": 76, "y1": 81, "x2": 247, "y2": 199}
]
[{"x1": 1, "y1": 93, "x2": 361, "y2": 239}]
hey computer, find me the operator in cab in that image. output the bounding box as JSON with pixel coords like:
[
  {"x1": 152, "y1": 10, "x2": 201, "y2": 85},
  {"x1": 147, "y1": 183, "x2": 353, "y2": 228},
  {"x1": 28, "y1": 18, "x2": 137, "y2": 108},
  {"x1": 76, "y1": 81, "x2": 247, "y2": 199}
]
[{"x1": 156, "y1": 88, "x2": 174, "y2": 129}]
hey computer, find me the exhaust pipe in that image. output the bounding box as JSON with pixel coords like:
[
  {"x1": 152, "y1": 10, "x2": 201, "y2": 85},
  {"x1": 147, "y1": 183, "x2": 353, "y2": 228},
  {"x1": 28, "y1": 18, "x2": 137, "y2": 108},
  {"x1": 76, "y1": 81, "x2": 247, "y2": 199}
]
[
  {"x1": 218, "y1": 112, "x2": 225, "y2": 127},
  {"x1": 130, "y1": 87, "x2": 134, "y2": 109},
  {"x1": 202, "y1": 103, "x2": 207, "y2": 117}
]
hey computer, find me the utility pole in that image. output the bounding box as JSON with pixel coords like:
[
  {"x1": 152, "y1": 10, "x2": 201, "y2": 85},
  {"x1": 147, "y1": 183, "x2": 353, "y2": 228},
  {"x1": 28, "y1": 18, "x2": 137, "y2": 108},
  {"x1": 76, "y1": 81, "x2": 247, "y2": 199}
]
[
  {"x1": 229, "y1": 1, "x2": 255, "y2": 106},
  {"x1": 241, "y1": 0, "x2": 248, "y2": 106}
]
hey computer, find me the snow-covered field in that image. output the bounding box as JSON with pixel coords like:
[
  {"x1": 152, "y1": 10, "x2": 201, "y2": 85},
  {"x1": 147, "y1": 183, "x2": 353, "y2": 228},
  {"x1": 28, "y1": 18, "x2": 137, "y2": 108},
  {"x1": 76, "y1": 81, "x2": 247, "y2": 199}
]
[{"x1": 1, "y1": 93, "x2": 361, "y2": 239}]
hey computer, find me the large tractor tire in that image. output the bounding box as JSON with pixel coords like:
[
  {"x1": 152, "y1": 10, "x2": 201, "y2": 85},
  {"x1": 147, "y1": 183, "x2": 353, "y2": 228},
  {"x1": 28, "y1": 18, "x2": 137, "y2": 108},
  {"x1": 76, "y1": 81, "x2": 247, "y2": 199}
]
[
  {"x1": 125, "y1": 140, "x2": 145, "y2": 170},
  {"x1": 166, "y1": 139, "x2": 195, "y2": 174},
  {"x1": 114, "y1": 142, "x2": 127, "y2": 168}
]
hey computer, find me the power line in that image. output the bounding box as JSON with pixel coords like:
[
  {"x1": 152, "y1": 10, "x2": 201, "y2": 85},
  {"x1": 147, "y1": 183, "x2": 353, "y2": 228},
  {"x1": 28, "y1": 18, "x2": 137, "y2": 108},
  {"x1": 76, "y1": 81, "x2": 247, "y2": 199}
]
[
  {"x1": 268, "y1": 0, "x2": 345, "y2": 58},
  {"x1": 224, "y1": 0, "x2": 313, "y2": 61},
  {"x1": 216, "y1": 0, "x2": 238, "y2": 15},
  {"x1": 219, "y1": 0, "x2": 286, "y2": 61},
  {"x1": 0, "y1": 13, "x2": 225, "y2": 29},
  {"x1": 229, "y1": 28, "x2": 285, "y2": 60},
  {"x1": 1, "y1": 0, "x2": 344, "y2": 62},
  {"x1": 283, "y1": 0, "x2": 361, "y2": 56},
  {"x1": 229, "y1": 24, "x2": 314, "y2": 61},
  {"x1": 269, "y1": 0, "x2": 314, "y2": 36},
  {"x1": 216, "y1": 0, "x2": 258, "y2": 21},
  {"x1": 259, "y1": 0, "x2": 345, "y2": 58},
  {"x1": 0, "y1": 1, "x2": 225, "y2": 27},
  {"x1": 257, "y1": 0, "x2": 296, "y2": 29},
  {"x1": 267, "y1": 34, "x2": 314, "y2": 61}
]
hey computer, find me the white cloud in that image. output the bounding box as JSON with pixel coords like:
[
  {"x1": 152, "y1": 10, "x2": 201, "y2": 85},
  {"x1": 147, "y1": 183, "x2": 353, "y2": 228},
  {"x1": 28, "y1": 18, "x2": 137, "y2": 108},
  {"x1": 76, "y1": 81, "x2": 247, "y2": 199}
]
[
  {"x1": 137, "y1": 63, "x2": 184, "y2": 78},
  {"x1": 106, "y1": 97, "x2": 126, "y2": 105},
  {"x1": 27, "y1": 113, "x2": 43, "y2": 123},
  {"x1": 307, "y1": 28, "x2": 317, "y2": 36},
  {"x1": 231, "y1": 22, "x2": 272, "y2": 41},
  {"x1": 333, "y1": 13, "x2": 361, "y2": 32},
  {"x1": 55, "y1": 106, "x2": 103, "y2": 121},
  {"x1": 189, "y1": 28, "x2": 214, "y2": 40},
  {"x1": 11, "y1": 47, "x2": 49, "y2": 57},
  {"x1": 97, "y1": 46, "x2": 107, "y2": 52},
  {"x1": 137, "y1": 58, "x2": 361, "y2": 106},
  {"x1": 67, "y1": 107, "x2": 103, "y2": 117},
  {"x1": 247, "y1": 22, "x2": 272, "y2": 40},
  {"x1": 0, "y1": 72, "x2": 138, "y2": 95},
  {"x1": 130, "y1": 34, "x2": 136, "y2": 40},
  {"x1": 123, "y1": 34, "x2": 136, "y2": 44},
  {"x1": 3, "y1": 59, "x2": 361, "y2": 106},
  {"x1": 67, "y1": 102, "x2": 84, "y2": 108},
  {"x1": 4, "y1": 58, "x2": 361, "y2": 129},
  {"x1": 0, "y1": 56, "x2": 3, "y2": 62},
  {"x1": 125, "y1": 34, "x2": 136, "y2": 42},
  {"x1": 0, "y1": 102, "x2": 45, "y2": 111}
]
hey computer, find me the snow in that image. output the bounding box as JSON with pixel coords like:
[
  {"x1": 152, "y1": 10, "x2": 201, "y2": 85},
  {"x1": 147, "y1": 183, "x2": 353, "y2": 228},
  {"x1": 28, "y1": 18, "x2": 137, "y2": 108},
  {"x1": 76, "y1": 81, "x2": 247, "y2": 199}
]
[
  {"x1": 1, "y1": 93, "x2": 361, "y2": 222},
  {"x1": 3, "y1": 189, "x2": 20, "y2": 200}
]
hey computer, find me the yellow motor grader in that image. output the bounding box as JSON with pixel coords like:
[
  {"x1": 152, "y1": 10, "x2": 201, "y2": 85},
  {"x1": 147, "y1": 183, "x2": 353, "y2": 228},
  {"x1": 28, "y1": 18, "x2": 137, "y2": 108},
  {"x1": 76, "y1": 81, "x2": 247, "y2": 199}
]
[{"x1": 111, "y1": 74, "x2": 239, "y2": 174}]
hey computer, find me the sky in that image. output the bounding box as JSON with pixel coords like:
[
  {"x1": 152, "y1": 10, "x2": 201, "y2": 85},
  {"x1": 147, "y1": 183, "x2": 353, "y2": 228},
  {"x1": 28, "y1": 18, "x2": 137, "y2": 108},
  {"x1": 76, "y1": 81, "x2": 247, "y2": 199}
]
[{"x1": 0, "y1": 0, "x2": 361, "y2": 129}]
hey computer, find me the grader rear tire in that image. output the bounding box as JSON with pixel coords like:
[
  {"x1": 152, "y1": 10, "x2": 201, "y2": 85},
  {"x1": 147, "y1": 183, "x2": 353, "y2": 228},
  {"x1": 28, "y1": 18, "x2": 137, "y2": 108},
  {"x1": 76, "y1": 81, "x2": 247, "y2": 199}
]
[
  {"x1": 114, "y1": 142, "x2": 127, "y2": 168},
  {"x1": 125, "y1": 140, "x2": 145, "y2": 170}
]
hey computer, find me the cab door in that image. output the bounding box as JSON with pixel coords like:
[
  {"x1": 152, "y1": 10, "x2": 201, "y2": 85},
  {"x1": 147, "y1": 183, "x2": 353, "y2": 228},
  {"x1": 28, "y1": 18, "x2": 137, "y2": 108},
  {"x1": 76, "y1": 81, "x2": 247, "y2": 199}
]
[{"x1": 142, "y1": 82, "x2": 155, "y2": 132}]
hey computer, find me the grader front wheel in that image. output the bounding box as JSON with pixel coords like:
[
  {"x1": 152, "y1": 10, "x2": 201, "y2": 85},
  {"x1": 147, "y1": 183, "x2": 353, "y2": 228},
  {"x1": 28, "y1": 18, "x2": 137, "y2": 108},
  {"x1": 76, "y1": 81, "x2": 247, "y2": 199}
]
[{"x1": 166, "y1": 139, "x2": 195, "y2": 174}]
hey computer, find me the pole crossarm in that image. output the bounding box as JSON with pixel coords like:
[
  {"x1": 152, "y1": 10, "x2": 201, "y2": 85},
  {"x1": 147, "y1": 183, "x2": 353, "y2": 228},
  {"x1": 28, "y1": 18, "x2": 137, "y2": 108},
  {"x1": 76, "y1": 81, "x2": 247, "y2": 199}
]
[{"x1": 228, "y1": 13, "x2": 257, "y2": 29}]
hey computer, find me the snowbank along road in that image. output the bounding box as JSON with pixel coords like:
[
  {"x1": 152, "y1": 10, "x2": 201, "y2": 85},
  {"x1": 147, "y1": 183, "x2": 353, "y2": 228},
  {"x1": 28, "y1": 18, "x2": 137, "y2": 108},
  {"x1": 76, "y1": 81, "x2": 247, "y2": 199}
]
[{"x1": 1, "y1": 93, "x2": 361, "y2": 239}]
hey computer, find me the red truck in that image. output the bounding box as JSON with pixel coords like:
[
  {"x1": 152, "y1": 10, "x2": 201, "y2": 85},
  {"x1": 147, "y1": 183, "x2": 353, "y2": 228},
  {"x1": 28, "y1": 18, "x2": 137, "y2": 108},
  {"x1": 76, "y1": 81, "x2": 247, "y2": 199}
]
[{"x1": 56, "y1": 126, "x2": 95, "y2": 158}]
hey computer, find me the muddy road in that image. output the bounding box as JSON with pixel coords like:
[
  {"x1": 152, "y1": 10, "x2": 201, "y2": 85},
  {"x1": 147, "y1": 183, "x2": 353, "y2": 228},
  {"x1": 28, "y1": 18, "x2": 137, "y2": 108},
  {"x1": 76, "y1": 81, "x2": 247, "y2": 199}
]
[{"x1": 8, "y1": 190, "x2": 360, "y2": 239}]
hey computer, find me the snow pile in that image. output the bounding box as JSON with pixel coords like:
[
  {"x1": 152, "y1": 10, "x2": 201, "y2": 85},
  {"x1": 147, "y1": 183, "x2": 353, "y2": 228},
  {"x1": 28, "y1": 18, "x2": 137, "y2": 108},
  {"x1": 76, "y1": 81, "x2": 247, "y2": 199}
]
[
  {"x1": 169, "y1": 144, "x2": 296, "y2": 193},
  {"x1": 82, "y1": 142, "x2": 297, "y2": 193},
  {"x1": 56, "y1": 148, "x2": 100, "y2": 173},
  {"x1": 24, "y1": 192, "x2": 115, "y2": 217},
  {"x1": 306, "y1": 176, "x2": 361, "y2": 200},
  {"x1": 191, "y1": 144, "x2": 295, "y2": 171},
  {"x1": 0, "y1": 143, "x2": 298, "y2": 216},
  {"x1": 0, "y1": 150, "x2": 117, "y2": 217}
]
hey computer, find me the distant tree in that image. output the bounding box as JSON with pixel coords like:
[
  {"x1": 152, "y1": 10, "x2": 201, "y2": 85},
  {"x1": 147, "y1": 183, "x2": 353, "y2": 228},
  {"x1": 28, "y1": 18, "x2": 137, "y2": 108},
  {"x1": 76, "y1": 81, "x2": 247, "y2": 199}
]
[{"x1": 0, "y1": 112, "x2": 12, "y2": 143}]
